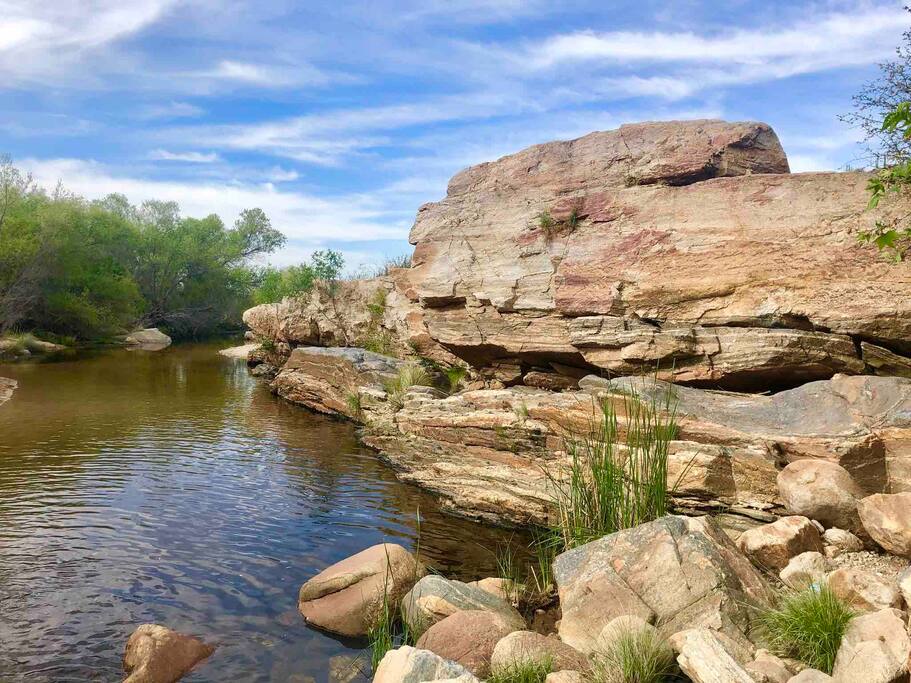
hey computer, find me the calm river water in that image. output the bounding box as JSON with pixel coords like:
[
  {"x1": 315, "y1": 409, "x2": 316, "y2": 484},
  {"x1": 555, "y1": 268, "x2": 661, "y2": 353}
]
[{"x1": 0, "y1": 342, "x2": 523, "y2": 682}]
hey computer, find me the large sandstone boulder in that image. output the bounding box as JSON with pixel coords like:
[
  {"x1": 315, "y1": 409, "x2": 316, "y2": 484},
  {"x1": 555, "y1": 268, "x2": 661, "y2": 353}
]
[
  {"x1": 401, "y1": 575, "x2": 524, "y2": 634},
  {"x1": 553, "y1": 515, "x2": 773, "y2": 654},
  {"x1": 736, "y1": 516, "x2": 823, "y2": 571},
  {"x1": 298, "y1": 543, "x2": 425, "y2": 637},
  {"x1": 405, "y1": 119, "x2": 911, "y2": 391},
  {"x1": 272, "y1": 346, "x2": 411, "y2": 419},
  {"x1": 831, "y1": 608, "x2": 911, "y2": 682},
  {"x1": 122, "y1": 624, "x2": 214, "y2": 683},
  {"x1": 827, "y1": 568, "x2": 902, "y2": 612},
  {"x1": 415, "y1": 611, "x2": 521, "y2": 678},
  {"x1": 777, "y1": 461, "x2": 864, "y2": 533},
  {"x1": 857, "y1": 493, "x2": 911, "y2": 557},
  {"x1": 489, "y1": 631, "x2": 589, "y2": 674},
  {"x1": 373, "y1": 646, "x2": 478, "y2": 683},
  {"x1": 124, "y1": 328, "x2": 172, "y2": 349}
]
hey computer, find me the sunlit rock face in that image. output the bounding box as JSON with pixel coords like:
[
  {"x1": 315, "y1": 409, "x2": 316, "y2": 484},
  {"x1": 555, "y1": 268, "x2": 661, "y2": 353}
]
[{"x1": 405, "y1": 119, "x2": 911, "y2": 391}]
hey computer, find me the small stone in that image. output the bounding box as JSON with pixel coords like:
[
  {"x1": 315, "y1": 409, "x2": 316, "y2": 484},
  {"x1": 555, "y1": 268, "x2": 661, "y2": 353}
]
[
  {"x1": 402, "y1": 575, "x2": 525, "y2": 634},
  {"x1": 827, "y1": 568, "x2": 902, "y2": 612},
  {"x1": 123, "y1": 624, "x2": 214, "y2": 683},
  {"x1": 822, "y1": 528, "x2": 864, "y2": 558},
  {"x1": 595, "y1": 615, "x2": 658, "y2": 654},
  {"x1": 737, "y1": 516, "x2": 824, "y2": 571},
  {"x1": 787, "y1": 670, "x2": 832, "y2": 682},
  {"x1": 780, "y1": 552, "x2": 828, "y2": 589},
  {"x1": 544, "y1": 672, "x2": 583, "y2": 683},
  {"x1": 745, "y1": 649, "x2": 792, "y2": 683}
]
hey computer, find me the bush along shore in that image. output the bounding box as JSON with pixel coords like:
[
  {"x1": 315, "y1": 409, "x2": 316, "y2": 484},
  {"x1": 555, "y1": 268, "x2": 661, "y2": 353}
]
[{"x1": 122, "y1": 119, "x2": 911, "y2": 683}]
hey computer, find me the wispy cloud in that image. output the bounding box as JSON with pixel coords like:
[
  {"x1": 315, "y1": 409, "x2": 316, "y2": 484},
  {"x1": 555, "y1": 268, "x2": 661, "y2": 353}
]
[
  {"x1": 19, "y1": 157, "x2": 411, "y2": 245},
  {"x1": 140, "y1": 101, "x2": 204, "y2": 120},
  {"x1": 149, "y1": 149, "x2": 220, "y2": 163}
]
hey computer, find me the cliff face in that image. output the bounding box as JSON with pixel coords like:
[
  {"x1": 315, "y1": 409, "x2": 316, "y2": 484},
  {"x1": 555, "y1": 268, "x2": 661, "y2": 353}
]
[
  {"x1": 405, "y1": 119, "x2": 910, "y2": 390},
  {"x1": 244, "y1": 119, "x2": 911, "y2": 525}
]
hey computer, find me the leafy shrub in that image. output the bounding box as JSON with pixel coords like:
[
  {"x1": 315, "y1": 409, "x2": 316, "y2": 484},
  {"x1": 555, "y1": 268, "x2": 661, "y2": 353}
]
[
  {"x1": 758, "y1": 584, "x2": 855, "y2": 674},
  {"x1": 592, "y1": 628, "x2": 678, "y2": 683}
]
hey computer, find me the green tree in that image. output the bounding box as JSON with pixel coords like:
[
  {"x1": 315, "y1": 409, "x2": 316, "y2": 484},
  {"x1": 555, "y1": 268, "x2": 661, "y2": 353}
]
[{"x1": 252, "y1": 249, "x2": 345, "y2": 305}]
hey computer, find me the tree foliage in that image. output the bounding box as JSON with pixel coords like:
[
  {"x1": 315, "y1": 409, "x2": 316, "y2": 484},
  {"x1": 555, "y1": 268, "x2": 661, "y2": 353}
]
[
  {"x1": 0, "y1": 157, "x2": 288, "y2": 339},
  {"x1": 841, "y1": 8, "x2": 911, "y2": 164},
  {"x1": 252, "y1": 250, "x2": 345, "y2": 305},
  {"x1": 863, "y1": 102, "x2": 911, "y2": 261}
]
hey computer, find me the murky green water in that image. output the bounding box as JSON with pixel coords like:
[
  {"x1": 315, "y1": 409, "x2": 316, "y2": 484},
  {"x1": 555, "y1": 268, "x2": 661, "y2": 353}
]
[{"x1": 0, "y1": 342, "x2": 524, "y2": 682}]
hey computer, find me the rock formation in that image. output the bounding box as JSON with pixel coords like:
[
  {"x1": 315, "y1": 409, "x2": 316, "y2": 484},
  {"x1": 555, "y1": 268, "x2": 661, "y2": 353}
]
[{"x1": 404, "y1": 119, "x2": 911, "y2": 391}]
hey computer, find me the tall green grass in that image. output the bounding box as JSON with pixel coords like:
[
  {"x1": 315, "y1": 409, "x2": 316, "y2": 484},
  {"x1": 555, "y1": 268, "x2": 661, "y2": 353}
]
[
  {"x1": 384, "y1": 364, "x2": 433, "y2": 411},
  {"x1": 758, "y1": 584, "x2": 855, "y2": 674},
  {"x1": 547, "y1": 386, "x2": 679, "y2": 550},
  {"x1": 488, "y1": 656, "x2": 553, "y2": 683},
  {"x1": 592, "y1": 628, "x2": 678, "y2": 683}
]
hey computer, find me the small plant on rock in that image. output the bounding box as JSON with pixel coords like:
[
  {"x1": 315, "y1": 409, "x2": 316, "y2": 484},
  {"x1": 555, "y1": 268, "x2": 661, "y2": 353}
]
[
  {"x1": 344, "y1": 389, "x2": 363, "y2": 420},
  {"x1": 488, "y1": 656, "x2": 553, "y2": 683},
  {"x1": 758, "y1": 584, "x2": 855, "y2": 674},
  {"x1": 592, "y1": 628, "x2": 678, "y2": 683},
  {"x1": 444, "y1": 365, "x2": 468, "y2": 394},
  {"x1": 384, "y1": 364, "x2": 433, "y2": 411}
]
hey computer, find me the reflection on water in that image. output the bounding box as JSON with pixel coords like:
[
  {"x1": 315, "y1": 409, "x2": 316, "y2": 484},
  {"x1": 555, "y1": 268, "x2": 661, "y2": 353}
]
[{"x1": 0, "y1": 342, "x2": 526, "y2": 682}]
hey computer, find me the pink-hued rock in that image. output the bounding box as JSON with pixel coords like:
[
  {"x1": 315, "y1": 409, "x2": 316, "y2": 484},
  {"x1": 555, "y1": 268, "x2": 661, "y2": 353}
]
[
  {"x1": 415, "y1": 611, "x2": 521, "y2": 678},
  {"x1": 827, "y1": 568, "x2": 902, "y2": 612},
  {"x1": 857, "y1": 493, "x2": 911, "y2": 558},
  {"x1": 777, "y1": 460, "x2": 865, "y2": 533},
  {"x1": 736, "y1": 516, "x2": 823, "y2": 571},
  {"x1": 298, "y1": 543, "x2": 425, "y2": 637},
  {"x1": 123, "y1": 624, "x2": 214, "y2": 683},
  {"x1": 405, "y1": 119, "x2": 911, "y2": 390}
]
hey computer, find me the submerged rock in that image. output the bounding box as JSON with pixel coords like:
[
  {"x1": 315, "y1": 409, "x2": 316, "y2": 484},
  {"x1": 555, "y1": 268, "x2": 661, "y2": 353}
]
[
  {"x1": 122, "y1": 624, "x2": 213, "y2": 683},
  {"x1": 0, "y1": 377, "x2": 16, "y2": 407},
  {"x1": 124, "y1": 328, "x2": 172, "y2": 350},
  {"x1": 298, "y1": 543, "x2": 425, "y2": 637},
  {"x1": 553, "y1": 515, "x2": 772, "y2": 654}
]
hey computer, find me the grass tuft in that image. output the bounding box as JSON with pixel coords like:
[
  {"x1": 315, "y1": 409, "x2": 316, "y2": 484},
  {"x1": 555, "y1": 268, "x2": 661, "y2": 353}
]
[
  {"x1": 758, "y1": 584, "x2": 855, "y2": 674},
  {"x1": 344, "y1": 389, "x2": 363, "y2": 420},
  {"x1": 384, "y1": 364, "x2": 433, "y2": 411},
  {"x1": 592, "y1": 628, "x2": 678, "y2": 683},
  {"x1": 488, "y1": 657, "x2": 553, "y2": 683},
  {"x1": 546, "y1": 388, "x2": 679, "y2": 551},
  {"x1": 444, "y1": 365, "x2": 468, "y2": 394}
]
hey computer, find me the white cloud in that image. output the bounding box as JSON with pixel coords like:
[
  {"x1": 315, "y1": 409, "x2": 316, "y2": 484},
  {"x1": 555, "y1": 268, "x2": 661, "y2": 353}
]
[
  {"x1": 0, "y1": 1, "x2": 178, "y2": 83},
  {"x1": 529, "y1": 8, "x2": 907, "y2": 68},
  {"x1": 149, "y1": 149, "x2": 219, "y2": 163},
  {"x1": 141, "y1": 101, "x2": 204, "y2": 120},
  {"x1": 196, "y1": 59, "x2": 332, "y2": 88},
  {"x1": 18, "y1": 157, "x2": 411, "y2": 246}
]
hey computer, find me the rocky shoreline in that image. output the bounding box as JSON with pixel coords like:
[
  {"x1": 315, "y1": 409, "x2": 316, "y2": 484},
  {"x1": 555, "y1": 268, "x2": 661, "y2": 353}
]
[{"x1": 131, "y1": 120, "x2": 911, "y2": 682}]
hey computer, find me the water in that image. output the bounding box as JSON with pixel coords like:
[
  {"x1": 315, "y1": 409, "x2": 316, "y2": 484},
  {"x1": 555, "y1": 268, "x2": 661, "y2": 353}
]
[{"x1": 0, "y1": 342, "x2": 525, "y2": 682}]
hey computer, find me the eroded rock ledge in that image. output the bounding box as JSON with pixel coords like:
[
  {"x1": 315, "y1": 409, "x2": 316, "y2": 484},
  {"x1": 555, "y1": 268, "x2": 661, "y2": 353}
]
[{"x1": 265, "y1": 346, "x2": 911, "y2": 527}]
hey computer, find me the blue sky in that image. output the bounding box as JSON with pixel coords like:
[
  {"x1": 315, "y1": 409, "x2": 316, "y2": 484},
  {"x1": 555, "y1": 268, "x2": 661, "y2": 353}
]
[{"x1": 1, "y1": 1, "x2": 908, "y2": 271}]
